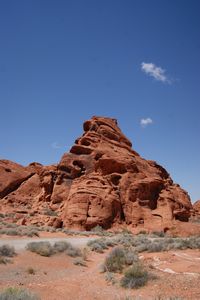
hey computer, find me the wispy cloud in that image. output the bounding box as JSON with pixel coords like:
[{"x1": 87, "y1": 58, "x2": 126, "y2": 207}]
[
  {"x1": 140, "y1": 118, "x2": 153, "y2": 128},
  {"x1": 141, "y1": 62, "x2": 170, "y2": 83},
  {"x1": 51, "y1": 142, "x2": 62, "y2": 149}
]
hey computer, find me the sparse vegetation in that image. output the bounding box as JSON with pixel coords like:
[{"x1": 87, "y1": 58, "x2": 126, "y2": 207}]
[
  {"x1": 53, "y1": 241, "x2": 71, "y2": 253},
  {"x1": 102, "y1": 245, "x2": 139, "y2": 274},
  {"x1": 0, "y1": 245, "x2": 16, "y2": 257},
  {"x1": 73, "y1": 257, "x2": 87, "y2": 267},
  {"x1": 26, "y1": 241, "x2": 54, "y2": 257},
  {"x1": 26, "y1": 240, "x2": 83, "y2": 258},
  {"x1": 0, "y1": 224, "x2": 40, "y2": 237},
  {"x1": 120, "y1": 263, "x2": 148, "y2": 289},
  {"x1": 0, "y1": 287, "x2": 40, "y2": 300},
  {"x1": 151, "y1": 231, "x2": 165, "y2": 237},
  {"x1": 104, "y1": 272, "x2": 116, "y2": 284},
  {"x1": 26, "y1": 267, "x2": 36, "y2": 275},
  {"x1": 0, "y1": 256, "x2": 11, "y2": 264},
  {"x1": 66, "y1": 245, "x2": 81, "y2": 257},
  {"x1": 42, "y1": 208, "x2": 58, "y2": 216},
  {"x1": 104, "y1": 246, "x2": 125, "y2": 272}
]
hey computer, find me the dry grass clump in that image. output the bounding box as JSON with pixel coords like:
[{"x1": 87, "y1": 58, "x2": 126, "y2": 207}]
[
  {"x1": 0, "y1": 287, "x2": 40, "y2": 300},
  {"x1": 120, "y1": 263, "x2": 148, "y2": 289}
]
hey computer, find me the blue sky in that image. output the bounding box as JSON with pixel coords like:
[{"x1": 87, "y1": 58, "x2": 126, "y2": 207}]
[{"x1": 0, "y1": 0, "x2": 199, "y2": 202}]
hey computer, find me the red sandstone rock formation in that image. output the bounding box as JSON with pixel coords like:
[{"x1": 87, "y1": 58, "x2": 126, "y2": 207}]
[
  {"x1": 0, "y1": 116, "x2": 193, "y2": 230},
  {"x1": 193, "y1": 200, "x2": 200, "y2": 216}
]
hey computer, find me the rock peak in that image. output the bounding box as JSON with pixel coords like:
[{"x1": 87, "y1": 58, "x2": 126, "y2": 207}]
[{"x1": 0, "y1": 116, "x2": 193, "y2": 232}]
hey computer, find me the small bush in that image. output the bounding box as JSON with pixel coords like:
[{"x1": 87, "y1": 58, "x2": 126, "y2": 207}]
[
  {"x1": 26, "y1": 267, "x2": 36, "y2": 275},
  {"x1": 66, "y1": 246, "x2": 81, "y2": 257},
  {"x1": 26, "y1": 242, "x2": 53, "y2": 257},
  {"x1": 87, "y1": 238, "x2": 108, "y2": 253},
  {"x1": 0, "y1": 228, "x2": 21, "y2": 236},
  {"x1": 53, "y1": 241, "x2": 71, "y2": 253},
  {"x1": 0, "y1": 245, "x2": 16, "y2": 257},
  {"x1": 120, "y1": 263, "x2": 148, "y2": 289},
  {"x1": 0, "y1": 287, "x2": 40, "y2": 300},
  {"x1": 42, "y1": 208, "x2": 58, "y2": 216},
  {"x1": 151, "y1": 231, "x2": 165, "y2": 238},
  {"x1": 105, "y1": 272, "x2": 116, "y2": 284},
  {"x1": 104, "y1": 247, "x2": 125, "y2": 272},
  {"x1": 73, "y1": 257, "x2": 87, "y2": 267},
  {"x1": 124, "y1": 250, "x2": 139, "y2": 265},
  {"x1": 0, "y1": 256, "x2": 11, "y2": 264}
]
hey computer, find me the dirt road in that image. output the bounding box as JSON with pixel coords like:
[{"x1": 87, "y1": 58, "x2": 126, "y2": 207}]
[{"x1": 0, "y1": 237, "x2": 95, "y2": 251}]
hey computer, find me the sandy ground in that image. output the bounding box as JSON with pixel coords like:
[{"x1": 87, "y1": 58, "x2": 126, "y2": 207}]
[{"x1": 0, "y1": 237, "x2": 200, "y2": 300}]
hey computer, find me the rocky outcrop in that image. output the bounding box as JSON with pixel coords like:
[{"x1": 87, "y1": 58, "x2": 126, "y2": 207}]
[
  {"x1": 0, "y1": 116, "x2": 193, "y2": 231},
  {"x1": 193, "y1": 200, "x2": 200, "y2": 216}
]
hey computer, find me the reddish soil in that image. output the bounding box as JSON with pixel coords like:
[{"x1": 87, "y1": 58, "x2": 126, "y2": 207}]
[{"x1": 0, "y1": 240, "x2": 200, "y2": 300}]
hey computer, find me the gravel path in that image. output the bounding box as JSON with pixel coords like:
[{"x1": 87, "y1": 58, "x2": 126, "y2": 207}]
[{"x1": 0, "y1": 237, "x2": 95, "y2": 251}]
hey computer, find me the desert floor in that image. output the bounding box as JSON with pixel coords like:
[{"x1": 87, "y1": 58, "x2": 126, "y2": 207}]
[{"x1": 0, "y1": 234, "x2": 200, "y2": 300}]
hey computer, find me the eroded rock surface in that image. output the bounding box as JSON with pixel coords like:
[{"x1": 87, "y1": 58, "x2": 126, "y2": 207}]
[{"x1": 0, "y1": 116, "x2": 193, "y2": 230}]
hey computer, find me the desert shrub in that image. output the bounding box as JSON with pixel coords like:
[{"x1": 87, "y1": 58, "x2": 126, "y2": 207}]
[
  {"x1": 87, "y1": 238, "x2": 108, "y2": 253},
  {"x1": 53, "y1": 241, "x2": 71, "y2": 253},
  {"x1": 0, "y1": 228, "x2": 21, "y2": 236},
  {"x1": 66, "y1": 245, "x2": 81, "y2": 257},
  {"x1": 105, "y1": 272, "x2": 116, "y2": 284},
  {"x1": 0, "y1": 245, "x2": 16, "y2": 257},
  {"x1": 124, "y1": 250, "x2": 139, "y2": 265},
  {"x1": 0, "y1": 213, "x2": 5, "y2": 218},
  {"x1": 26, "y1": 267, "x2": 36, "y2": 275},
  {"x1": 186, "y1": 236, "x2": 200, "y2": 249},
  {"x1": 81, "y1": 247, "x2": 89, "y2": 261},
  {"x1": 151, "y1": 231, "x2": 165, "y2": 238},
  {"x1": 42, "y1": 208, "x2": 57, "y2": 216},
  {"x1": 114, "y1": 234, "x2": 134, "y2": 247},
  {"x1": 104, "y1": 246, "x2": 125, "y2": 272},
  {"x1": 92, "y1": 225, "x2": 104, "y2": 232},
  {"x1": 0, "y1": 256, "x2": 11, "y2": 264},
  {"x1": 26, "y1": 241, "x2": 53, "y2": 257},
  {"x1": 73, "y1": 257, "x2": 87, "y2": 267},
  {"x1": 137, "y1": 230, "x2": 147, "y2": 235},
  {"x1": 0, "y1": 287, "x2": 40, "y2": 300},
  {"x1": 147, "y1": 241, "x2": 165, "y2": 253},
  {"x1": 120, "y1": 263, "x2": 148, "y2": 289},
  {"x1": 25, "y1": 229, "x2": 40, "y2": 237}
]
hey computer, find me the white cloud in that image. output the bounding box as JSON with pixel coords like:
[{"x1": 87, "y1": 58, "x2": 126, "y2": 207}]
[
  {"x1": 140, "y1": 118, "x2": 153, "y2": 128},
  {"x1": 141, "y1": 62, "x2": 170, "y2": 83},
  {"x1": 51, "y1": 142, "x2": 62, "y2": 149}
]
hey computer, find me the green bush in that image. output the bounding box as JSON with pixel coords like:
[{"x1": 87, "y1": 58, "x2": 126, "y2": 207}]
[
  {"x1": 0, "y1": 287, "x2": 40, "y2": 300},
  {"x1": 120, "y1": 263, "x2": 148, "y2": 289}
]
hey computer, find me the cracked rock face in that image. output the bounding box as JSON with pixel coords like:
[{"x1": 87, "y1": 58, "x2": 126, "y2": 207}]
[{"x1": 0, "y1": 116, "x2": 193, "y2": 230}]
